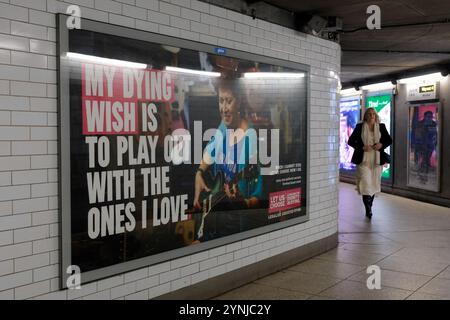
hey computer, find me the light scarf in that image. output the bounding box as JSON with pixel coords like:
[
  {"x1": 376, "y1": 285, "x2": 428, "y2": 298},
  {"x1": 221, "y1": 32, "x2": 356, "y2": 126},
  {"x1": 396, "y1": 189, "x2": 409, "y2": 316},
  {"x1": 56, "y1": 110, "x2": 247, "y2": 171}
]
[{"x1": 361, "y1": 122, "x2": 381, "y2": 166}]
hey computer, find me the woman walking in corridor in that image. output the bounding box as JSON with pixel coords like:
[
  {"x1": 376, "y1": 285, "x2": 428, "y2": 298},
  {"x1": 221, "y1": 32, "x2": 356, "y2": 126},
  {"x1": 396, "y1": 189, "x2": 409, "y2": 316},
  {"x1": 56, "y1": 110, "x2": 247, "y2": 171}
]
[{"x1": 347, "y1": 108, "x2": 392, "y2": 219}]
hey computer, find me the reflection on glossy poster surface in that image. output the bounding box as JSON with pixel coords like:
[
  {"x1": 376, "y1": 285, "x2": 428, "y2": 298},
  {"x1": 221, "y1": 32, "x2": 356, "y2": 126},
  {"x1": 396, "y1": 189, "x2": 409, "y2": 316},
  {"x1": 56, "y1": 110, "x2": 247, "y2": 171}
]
[
  {"x1": 64, "y1": 30, "x2": 308, "y2": 274},
  {"x1": 407, "y1": 103, "x2": 440, "y2": 192},
  {"x1": 365, "y1": 95, "x2": 392, "y2": 179},
  {"x1": 339, "y1": 98, "x2": 360, "y2": 172}
]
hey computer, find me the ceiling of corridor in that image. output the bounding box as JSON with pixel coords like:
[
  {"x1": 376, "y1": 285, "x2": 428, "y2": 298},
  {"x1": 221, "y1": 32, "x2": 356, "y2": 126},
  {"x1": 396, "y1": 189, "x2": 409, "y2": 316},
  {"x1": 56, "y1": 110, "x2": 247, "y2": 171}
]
[{"x1": 259, "y1": 0, "x2": 450, "y2": 87}]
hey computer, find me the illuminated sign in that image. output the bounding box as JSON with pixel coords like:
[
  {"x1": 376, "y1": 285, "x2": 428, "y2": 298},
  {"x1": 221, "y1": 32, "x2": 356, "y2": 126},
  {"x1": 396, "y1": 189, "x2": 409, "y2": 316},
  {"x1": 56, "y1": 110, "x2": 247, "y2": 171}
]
[
  {"x1": 365, "y1": 94, "x2": 392, "y2": 180},
  {"x1": 59, "y1": 19, "x2": 310, "y2": 285},
  {"x1": 407, "y1": 82, "x2": 438, "y2": 101},
  {"x1": 419, "y1": 85, "x2": 435, "y2": 93},
  {"x1": 339, "y1": 97, "x2": 360, "y2": 172}
]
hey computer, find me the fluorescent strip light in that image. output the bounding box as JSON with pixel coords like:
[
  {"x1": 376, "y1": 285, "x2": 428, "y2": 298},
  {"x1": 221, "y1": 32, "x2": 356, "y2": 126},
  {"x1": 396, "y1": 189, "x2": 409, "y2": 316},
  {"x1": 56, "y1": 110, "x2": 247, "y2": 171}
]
[
  {"x1": 66, "y1": 52, "x2": 147, "y2": 69},
  {"x1": 398, "y1": 72, "x2": 445, "y2": 84},
  {"x1": 340, "y1": 88, "x2": 360, "y2": 96},
  {"x1": 165, "y1": 66, "x2": 221, "y2": 77},
  {"x1": 360, "y1": 81, "x2": 394, "y2": 92},
  {"x1": 243, "y1": 72, "x2": 305, "y2": 79}
]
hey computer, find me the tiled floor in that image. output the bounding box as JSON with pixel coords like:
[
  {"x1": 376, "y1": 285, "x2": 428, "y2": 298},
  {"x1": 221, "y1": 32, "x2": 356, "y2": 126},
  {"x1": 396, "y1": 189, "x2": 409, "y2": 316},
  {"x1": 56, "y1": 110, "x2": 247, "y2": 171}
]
[{"x1": 215, "y1": 182, "x2": 450, "y2": 300}]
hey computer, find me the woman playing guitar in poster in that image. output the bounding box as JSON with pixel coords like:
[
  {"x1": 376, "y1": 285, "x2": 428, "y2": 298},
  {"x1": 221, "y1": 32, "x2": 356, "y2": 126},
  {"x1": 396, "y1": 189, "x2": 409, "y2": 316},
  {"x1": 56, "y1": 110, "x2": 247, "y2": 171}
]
[{"x1": 193, "y1": 78, "x2": 263, "y2": 242}]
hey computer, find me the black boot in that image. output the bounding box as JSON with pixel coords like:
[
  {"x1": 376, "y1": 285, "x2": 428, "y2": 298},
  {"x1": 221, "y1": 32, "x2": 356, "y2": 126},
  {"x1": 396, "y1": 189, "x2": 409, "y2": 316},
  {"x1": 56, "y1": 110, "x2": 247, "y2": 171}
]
[
  {"x1": 369, "y1": 195, "x2": 375, "y2": 217},
  {"x1": 362, "y1": 195, "x2": 372, "y2": 219}
]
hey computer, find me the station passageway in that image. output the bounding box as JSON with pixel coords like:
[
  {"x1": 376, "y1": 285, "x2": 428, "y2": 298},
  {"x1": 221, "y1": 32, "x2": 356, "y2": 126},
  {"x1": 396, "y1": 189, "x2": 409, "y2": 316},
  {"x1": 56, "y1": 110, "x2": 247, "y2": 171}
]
[{"x1": 215, "y1": 183, "x2": 450, "y2": 300}]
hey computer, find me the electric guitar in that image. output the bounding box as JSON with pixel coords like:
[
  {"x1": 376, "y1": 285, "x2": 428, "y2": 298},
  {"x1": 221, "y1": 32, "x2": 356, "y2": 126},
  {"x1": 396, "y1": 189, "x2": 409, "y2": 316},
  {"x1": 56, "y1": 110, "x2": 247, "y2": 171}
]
[{"x1": 193, "y1": 164, "x2": 259, "y2": 240}]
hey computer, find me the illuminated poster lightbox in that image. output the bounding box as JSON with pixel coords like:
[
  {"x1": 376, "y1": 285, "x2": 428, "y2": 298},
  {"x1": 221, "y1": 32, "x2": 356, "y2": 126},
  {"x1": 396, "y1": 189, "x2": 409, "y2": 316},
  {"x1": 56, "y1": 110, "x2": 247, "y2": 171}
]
[
  {"x1": 407, "y1": 103, "x2": 440, "y2": 192},
  {"x1": 365, "y1": 94, "x2": 392, "y2": 179},
  {"x1": 59, "y1": 17, "x2": 310, "y2": 285},
  {"x1": 339, "y1": 97, "x2": 360, "y2": 173}
]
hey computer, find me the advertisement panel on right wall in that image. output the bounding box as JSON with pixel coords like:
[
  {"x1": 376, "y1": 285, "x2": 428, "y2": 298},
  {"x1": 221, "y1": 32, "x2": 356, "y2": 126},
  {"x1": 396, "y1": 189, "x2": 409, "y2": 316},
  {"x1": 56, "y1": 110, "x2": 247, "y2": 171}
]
[
  {"x1": 407, "y1": 103, "x2": 440, "y2": 192},
  {"x1": 365, "y1": 94, "x2": 393, "y2": 180}
]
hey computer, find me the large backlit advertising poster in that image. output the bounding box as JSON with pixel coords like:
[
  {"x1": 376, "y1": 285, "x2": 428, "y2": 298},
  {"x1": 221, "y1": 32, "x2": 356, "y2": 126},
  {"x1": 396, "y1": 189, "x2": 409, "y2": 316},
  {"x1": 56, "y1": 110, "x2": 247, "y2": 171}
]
[
  {"x1": 407, "y1": 103, "x2": 440, "y2": 192},
  {"x1": 59, "y1": 18, "x2": 309, "y2": 285},
  {"x1": 365, "y1": 94, "x2": 392, "y2": 179},
  {"x1": 339, "y1": 97, "x2": 360, "y2": 173}
]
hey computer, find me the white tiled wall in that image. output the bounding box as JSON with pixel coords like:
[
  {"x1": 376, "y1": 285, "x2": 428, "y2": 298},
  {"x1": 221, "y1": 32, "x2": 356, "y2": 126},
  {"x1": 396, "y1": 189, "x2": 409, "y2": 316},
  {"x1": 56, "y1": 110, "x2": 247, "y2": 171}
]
[{"x1": 0, "y1": 0, "x2": 340, "y2": 300}]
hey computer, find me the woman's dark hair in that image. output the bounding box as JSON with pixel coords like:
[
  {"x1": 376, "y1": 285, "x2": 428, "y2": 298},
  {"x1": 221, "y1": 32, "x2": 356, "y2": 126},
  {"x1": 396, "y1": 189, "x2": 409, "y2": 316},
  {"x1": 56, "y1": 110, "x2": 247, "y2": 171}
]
[
  {"x1": 215, "y1": 77, "x2": 245, "y2": 113},
  {"x1": 216, "y1": 78, "x2": 239, "y2": 96}
]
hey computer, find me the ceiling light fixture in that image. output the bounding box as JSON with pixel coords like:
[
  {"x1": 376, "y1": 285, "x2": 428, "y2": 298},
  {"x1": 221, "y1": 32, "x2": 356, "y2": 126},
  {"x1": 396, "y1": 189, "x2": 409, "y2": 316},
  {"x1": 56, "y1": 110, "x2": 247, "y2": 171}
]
[
  {"x1": 398, "y1": 72, "x2": 445, "y2": 84},
  {"x1": 360, "y1": 81, "x2": 394, "y2": 91},
  {"x1": 340, "y1": 88, "x2": 361, "y2": 96},
  {"x1": 243, "y1": 72, "x2": 305, "y2": 79}
]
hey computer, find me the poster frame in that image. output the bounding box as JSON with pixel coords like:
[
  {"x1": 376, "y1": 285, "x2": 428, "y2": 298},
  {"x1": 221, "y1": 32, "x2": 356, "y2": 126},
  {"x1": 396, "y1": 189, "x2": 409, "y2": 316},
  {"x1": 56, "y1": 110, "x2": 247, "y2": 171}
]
[
  {"x1": 339, "y1": 95, "x2": 361, "y2": 177},
  {"x1": 58, "y1": 14, "x2": 311, "y2": 287},
  {"x1": 363, "y1": 90, "x2": 395, "y2": 184},
  {"x1": 406, "y1": 102, "x2": 441, "y2": 192}
]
